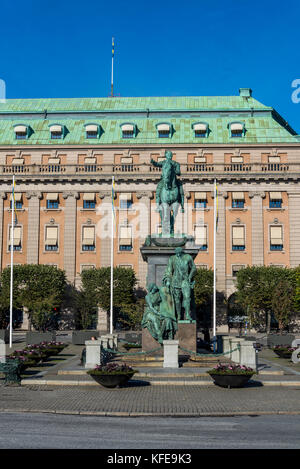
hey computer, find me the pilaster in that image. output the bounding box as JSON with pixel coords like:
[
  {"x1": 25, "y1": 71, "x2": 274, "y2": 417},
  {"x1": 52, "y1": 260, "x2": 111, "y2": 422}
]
[
  {"x1": 288, "y1": 193, "x2": 300, "y2": 267},
  {"x1": 26, "y1": 191, "x2": 42, "y2": 264},
  {"x1": 62, "y1": 191, "x2": 79, "y2": 283},
  {"x1": 0, "y1": 193, "x2": 6, "y2": 271},
  {"x1": 136, "y1": 191, "x2": 153, "y2": 287},
  {"x1": 249, "y1": 192, "x2": 265, "y2": 266}
]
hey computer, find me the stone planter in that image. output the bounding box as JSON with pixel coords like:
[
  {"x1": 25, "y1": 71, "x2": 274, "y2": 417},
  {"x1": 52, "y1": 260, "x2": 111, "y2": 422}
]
[
  {"x1": 72, "y1": 331, "x2": 99, "y2": 345},
  {"x1": 209, "y1": 373, "x2": 253, "y2": 389},
  {"x1": 88, "y1": 372, "x2": 136, "y2": 388},
  {"x1": 26, "y1": 332, "x2": 56, "y2": 345},
  {"x1": 0, "y1": 329, "x2": 9, "y2": 344}
]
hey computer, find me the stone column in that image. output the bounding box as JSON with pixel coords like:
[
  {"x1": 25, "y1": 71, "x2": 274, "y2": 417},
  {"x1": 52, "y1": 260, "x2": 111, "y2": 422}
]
[
  {"x1": 0, "y1": 193, "x2": 6, "y2": 271},
  {"x1": 288, "y1": 193, "x2": 300, "y2": 267},
  {"x1": 249, "y1": 192, "x2": 265, "y2": 266},
  {"x1": 136, "y1": 191, "x2": 153, "y2": 287},
  {"x1": 62, "y1": 191, "x2": 79, "y2": 283},
  {"x1": 26, "y1": 191, "x2": 42, "y2": 264}
]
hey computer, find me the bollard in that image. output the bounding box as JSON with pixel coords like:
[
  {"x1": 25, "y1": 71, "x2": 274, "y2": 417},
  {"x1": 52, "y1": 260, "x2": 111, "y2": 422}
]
[
  {"x1": 163, "y1": 340, "x2": 179, "y2": 368},
  {"x1": 85, "y1": 340, "x2": 102, "y2": 369},
  {"x1": 240, "y1": 341, "x2": 258, "y2": 372}
]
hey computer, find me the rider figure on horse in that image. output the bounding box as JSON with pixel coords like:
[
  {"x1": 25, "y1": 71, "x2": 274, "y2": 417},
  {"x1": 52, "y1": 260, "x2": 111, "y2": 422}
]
[{"x1": 150, "y1": 150, "x2": 184, "y2": 212}]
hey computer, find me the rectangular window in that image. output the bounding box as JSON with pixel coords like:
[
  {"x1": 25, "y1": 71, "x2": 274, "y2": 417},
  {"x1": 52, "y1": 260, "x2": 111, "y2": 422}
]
[
  {"x1": 232, "y1": 192, "x2": 245, "y2": 208},
  {"x1": 232, "y1": 226, "x2": 245, "y2": 251},
  {"x1": 46, "y1": 200, "x2": 59, "y2": 209},
  {"x1": 194, "y1": 192, "x2": 207, "y2": 209},
  {"x1": 15, "y1": 132, "x2": 27, "y2": 140},
  {"x1": 8, "y1": 226, "x2": 22, "y2": 251},
  {"x1": 45, "y1": 226, "x2": 58, "y2": 251},
  {"x1": 46, "y1": 193, "x2": 59, "y2": 209},
  {"x1": 269, "y1": 192, "x2": 282, "y2": 209},
  {"x1": 86, "y1": 131, "x2": 98, "y2": 139},
  {"x1": 195, "y1": 130, "x2": 206, "y2": 138},
  {"x1": 119, "y1": 194, "x2": 132, "y2": 210},
  {"x1": 10, "y1": 193, "x2": 23, "y2": 210},
  {"x1": 270, "y1": 226, "x2": 283, "y2": 251},
  {"x1": 51, "y1": 131, "x2": 62, "y2": 140},
  {"x1": 195, "y1": 226, "x2": 207, "y2": 250},
  {"x1": 158, "y1": 130, "x2": 170, "y2": 138},
  {"x1": 82, "y1": 226, "x2": 95, "y2": 251},
  {"x1": 119, "y1": 226, "x2": 132, "y2": 251},
  {"x1": 122, "y1": 130, "x2": 134, "y2": 139},
  {"x1": 83, "y1": 193, "x2": 96, "y2": 209},
  {"x1": 83, "y1": 200, "x2": 95, "y2": 209}
]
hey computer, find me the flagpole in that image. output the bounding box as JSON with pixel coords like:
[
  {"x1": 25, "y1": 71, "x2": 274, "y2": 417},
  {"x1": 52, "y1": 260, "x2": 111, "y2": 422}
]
[
  {"x1": 213, "y1": 178, "x2": 217, "y2": 351},
  {"x1": 111, "y1": 37, "x2": 114, "y2": 98},
  {"x1": 9, "y1": 175, "x2": 15, "y2": 348},
  {"x1": 110, "y1": 176, "x2": 115, "y2": 335}
]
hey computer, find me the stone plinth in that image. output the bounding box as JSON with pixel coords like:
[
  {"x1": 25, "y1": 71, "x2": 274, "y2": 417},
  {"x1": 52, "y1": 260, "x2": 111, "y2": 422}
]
[
  {"x1": 140, "y1": 236, "x2": 200, "y2": 287},
  {"x1": 176, "y1": 320, "x2": 197, "y2": 354},
  {"x1": 240, "y1": 341, "x2": 258, "y2": 371},
  {"x1": 142, "y1": 329, "x2": 163, "y2": 356},
  {"x1": 85, "y1": 340, "x2": 102, "y2": 369},
  {"x1": 163, "y1": 340, "x2": 179, "y2": 368}
]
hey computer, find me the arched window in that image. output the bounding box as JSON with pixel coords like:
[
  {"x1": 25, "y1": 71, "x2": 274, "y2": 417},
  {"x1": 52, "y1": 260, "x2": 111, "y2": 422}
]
[
  {"x1": 120, "y1": 123, "x2": 136, "y2": 139},
  {"x1": 156, "y1": 123, "x2": 173, "y2": 138},
  {"x1": 229, "y1": 122, "x2": 245, "y2": 138},
  {"x1": 14, "y1": 124, "x2": 30, "y2": 140},
  {"x1": 192, "y1": 122, "x2": 209, "y2": 138},
  {"x1": 84, "y1": 124, "x2": 100, "y2": 139}
]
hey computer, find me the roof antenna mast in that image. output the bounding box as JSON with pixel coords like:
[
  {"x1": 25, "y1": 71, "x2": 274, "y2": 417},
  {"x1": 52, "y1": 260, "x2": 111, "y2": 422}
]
[{"x1": 111, "y1": 37, "x2": 114, "y2": 97}]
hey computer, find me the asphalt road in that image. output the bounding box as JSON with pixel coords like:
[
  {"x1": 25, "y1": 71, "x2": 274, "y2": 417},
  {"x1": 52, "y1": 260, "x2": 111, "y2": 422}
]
[{"x1": 0, "y1": 412, "x2": 300, "y2": 449}]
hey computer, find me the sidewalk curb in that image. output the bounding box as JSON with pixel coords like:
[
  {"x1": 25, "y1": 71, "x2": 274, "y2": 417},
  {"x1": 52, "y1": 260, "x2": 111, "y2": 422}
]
[
  {"x1": 1, "y1": 408, "x2": 300, "y2": 417},
  {"x1": 20, "y1": 379, "x2": 300, "y2": 387}
]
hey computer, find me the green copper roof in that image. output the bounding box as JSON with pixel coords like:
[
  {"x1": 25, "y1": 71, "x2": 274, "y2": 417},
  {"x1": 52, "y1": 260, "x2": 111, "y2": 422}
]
[
  {"x1": 0, "y1": 95, "x2": 269, "y2": 113},
  {"x1": 0, "y1": 94, "x2": 298, "y2": 145}
]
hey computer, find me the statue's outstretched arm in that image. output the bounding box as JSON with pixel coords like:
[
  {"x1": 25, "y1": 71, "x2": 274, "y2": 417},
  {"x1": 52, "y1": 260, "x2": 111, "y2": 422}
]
[{"x1": 151, "y1": 159, "x2": 162, "y2": 168}]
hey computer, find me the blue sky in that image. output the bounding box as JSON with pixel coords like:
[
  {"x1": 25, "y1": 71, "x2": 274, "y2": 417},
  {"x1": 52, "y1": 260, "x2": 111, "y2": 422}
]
[{"x1": 1, "y1": 0, "x2": 300, "y2": 131}]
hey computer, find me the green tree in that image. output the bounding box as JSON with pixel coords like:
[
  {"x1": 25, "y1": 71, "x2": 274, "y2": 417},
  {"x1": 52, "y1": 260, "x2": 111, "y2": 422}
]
[
  {"x1": 271, "y1": 279, "x2": 295, "y2": 331},
  {"x1": 0, "y1": 265, "x2": 67, "y2": 331},
  {"x1": 80, "y1": 267, "x2": 137, "y2": 328},
  {"x1": 73, "y1": 289, "x2": 98, "y2": 330},
  {"x1": 236, "y1": 266, "x2": 296, "y2": 333},
  {"x1": 117, "y1": 298, "x2": 145, "y2": 330},
  {"x1": 194, "y1": 267, "x2": 213, "y2": 308}
]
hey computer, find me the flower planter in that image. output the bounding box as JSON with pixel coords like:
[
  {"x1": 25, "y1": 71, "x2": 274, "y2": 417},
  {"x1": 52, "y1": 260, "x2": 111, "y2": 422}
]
[
  {"x1": 88, "y1": 372, "x2": 136, "y2": 388},
  {"x1": 209, "y1": 373, "x2": 253, "y2": 389}
]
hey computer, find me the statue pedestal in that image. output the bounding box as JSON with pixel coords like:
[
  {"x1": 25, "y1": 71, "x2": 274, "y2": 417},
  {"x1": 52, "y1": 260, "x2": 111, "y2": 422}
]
[
  {"x1": 176, "y1": 321, "x2": 197, "y2": 354},
  {"x1": 142, "y1": 329, "x2": 163, "y2": 356},
  {"x1": 140, "y1": 235, "x2": 200, "y2": 287}
]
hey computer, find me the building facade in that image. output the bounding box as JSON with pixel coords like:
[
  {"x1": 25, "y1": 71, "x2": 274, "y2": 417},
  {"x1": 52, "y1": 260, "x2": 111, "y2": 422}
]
[{"x1": 0, "y1": 88, "x2": 299, "y2": 330}]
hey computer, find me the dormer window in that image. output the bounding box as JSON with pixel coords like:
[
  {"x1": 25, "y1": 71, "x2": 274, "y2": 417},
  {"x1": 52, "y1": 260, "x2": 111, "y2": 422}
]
[
  {"x1": 120, "y1": 123, "x2": 136, "y2": 139},
  {"x1": 49, "y1": 124, "x2": 64, "y2": 140},
  {"x1": 85, "y1": 124, "x2": 100, "y2": 139},
  {"x1": 192, "y1": 123, "x2": 208, "y2": 138},
  {"x1": 14, "y1": 125, "x2": 29, "y2": 140},
  {"x1": 156, "y1": 123, "x2": 172, "y2": 138},
  {"x1": 229, "y1": 122, "x2": 245, "y2": 138}
]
